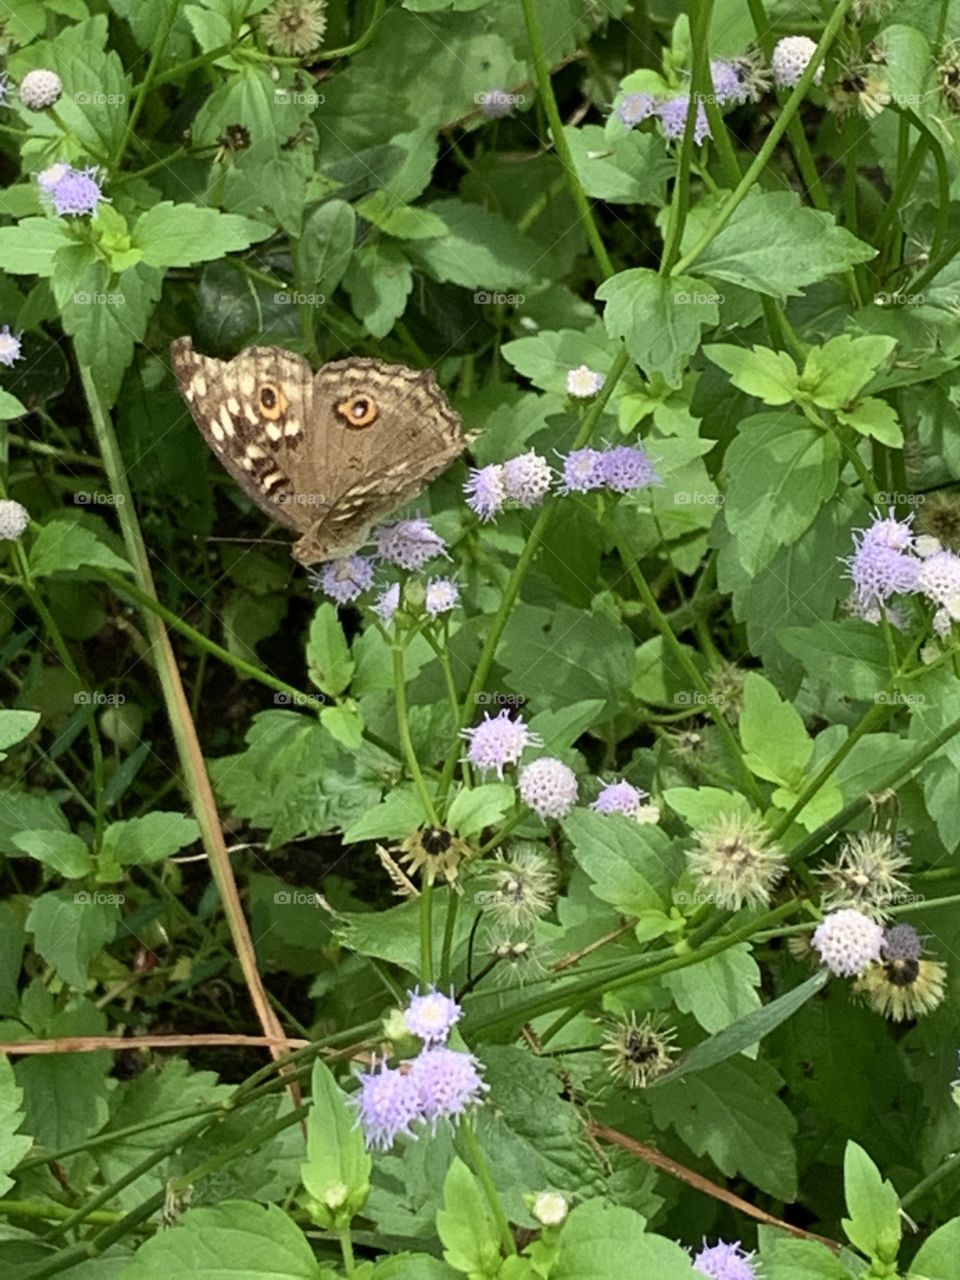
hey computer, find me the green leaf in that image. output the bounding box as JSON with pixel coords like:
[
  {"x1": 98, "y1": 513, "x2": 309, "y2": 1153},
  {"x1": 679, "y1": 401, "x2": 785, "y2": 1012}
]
[
  {"x1": 301, "y1": 1060, "x2": 371, "y2": 1225},
  {"x1": 0, "y1": 710, "x2": 40, "y2": 759},
  {"x1": 119, "y1": 1201, "x2": 324, "y2": 1280},
  {"x1": 408, "y1": 198, "x2": 547, "y2": 290},
  {"x1": 562, "y1": 808, "x2": 681, "y2": 916},
  {"x1": 436, "y1": 1159, "x2": 501, "y2": 1279},
  {"x1": 723, "y1": 414, "x2": 839, "y2": 573},
  {"x1": 657, "y1": 970, "x2": 830, "y2": 1084},
  {"x1": 553, "y1": 1202, "x2": 696, "y2": 1279},
  {"x1": 597, "y1": 268, "x2": 720, "y2": 387},
  {"x1": 800, "y1": 335, "x2": 896, "y2": 409},
  {"x1": 662, "y1": 944, "x2": 761, "y2": 1047},
  {"x1": 756, "y1": 1228, "x2": 851, "y2": 1280},
  {"x1": 342, "y1": 242, "x2": 414, "y2": 339},
  {"x1": 836, "y1": 397, "x2": 902, "y2": 446},
  {"x1": 307, "y1": 604, "x2": 354, "y2": 698},
  {"x1": 778, "y1": 621, "x2": 891, "y2": 700},
  {"x1": 842, "y1": 1141, "x2": 901, "y2": 1264},
  {"x1": 649, "y1": 1057, "x2": 798, "y2": 1200},
  {"x1": 300, "y1": 199, "x2": 357, "y2": 294},
  {"x1": 319, "y1": 704, "x2": 364, "y2": 750},
  {"x1": 703, "y1": 343, "x2": 799, "y2": 405},
  {"x1": 341, "y1": 784, "x2": 429, "y2": 843},
  {"x1": 0, "y1": 218, "x2": 73, "y2": 276},
  {"x1": 740, "y1": 672, "x2": 812, "y2": 786},
  {"x1": 446, "y1": 783, "x2": 515, "y2": 839},
  {"x1": 26, "y1": 889, "x2": 118, "y2": 988},
  {"x1": 0, "y1": 1056, "x2": 32, "y2": 1197},
  {"x1": 12, "y1": 829, "x2": 93, "y2": 878},
  {"x1": 133, "y1": 204, "x2": 272, "y2": 269},
  {"x1": 0, "y1": 388, "x2": 27, "y2": 420},
  {"x1": 564, "y1": 125, "x2": 671, "y2": 206},
  {"x1": 99, "y1": 812, "x2": 199, "y2": 875},
  {"x1": 687, "y1": 190, "x2": 875, "y2": 296},
  {"x1": 662, "y1": 787, "x2": 752, "y2": 828},
  {"x1": 358, "y1": 197, "x2": 448, "y2": 240},
  {"x1": 910, "y1": 1217, "x2": 960, "y2": 1279}
]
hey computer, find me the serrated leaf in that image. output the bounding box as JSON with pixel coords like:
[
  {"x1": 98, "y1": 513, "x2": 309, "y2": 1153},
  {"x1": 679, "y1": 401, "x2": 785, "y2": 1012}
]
[
  {"x1": 301, "y1": 1060, "x2": 371, "y2": 1222},
  {"x1": 320, "y1": 705, "x2": 364, "y2": 749},
  {"x1": 12, "y1": 829, "x2": 93, "y2": 878},
  {"x1": 30, "y1": 520, "x2": 132, "y2": 576},
  {"x1": 341, "y1": 784, "x2": 428, "y2": 843},
  {"x1": 446, "y1": 784, "x2": 515, "y2": 839},
  {"x1": 597, "y1": 268, "x2": 719, "y2": 388},
  {"x1": 0, "y1": 218, "x2": 73, "y2": 276},
  {"x1": 554, "y1": 1202, "x2": 696, "y2": 1279},
  {"x1": 662, "y1": 944, "x2": 761, "y2": 1048},
  {"x1": 703, "y1": 343, "x2": 799, "y2": 405},
  {"x1": 436, "y1": 1159, "x2": 501, "y2": 1277},
  {"x1": 0, "y1": 1056, "x2": 32, "y2": 1197},
  {"x1": 300, "y1": 200, "x2": 356, "y2": 294},
  {"x1": 740, "y1": 672, "x2": 813, "y2": 787},
  {"x1": 408, "y1": 198, "x2": 546, "y2": 291},
  {"x1": 836, "y1": 397, "x2": 902, "y2": 446},
  {"x1": 99, "y1": 812, "x2": 199, "y2": 873},
  {"x1": 562, "y1": 809, "x2": 680, "y2": 916},
  {"x1": 26, "y1": 889, "x2": 117, "y2": 988},
  {"x1": 910, "y1": 1217, "x2": 960, "y2": 1279},
  {"x1": 800, "y1": 335, "x2": 896, "y2": 409},
  {"x1": 307, "y1": 604, "x2": 354, "y2": 697},
  {"x1": 342, "y1": 242, "x2": 413, "y2": 339},
  {"x1": 842, "y1": 1141, "x2": 901, "y2": 1263},
  {"x1": 133, "y1": 204, "x2": 272, "y2": 269}
]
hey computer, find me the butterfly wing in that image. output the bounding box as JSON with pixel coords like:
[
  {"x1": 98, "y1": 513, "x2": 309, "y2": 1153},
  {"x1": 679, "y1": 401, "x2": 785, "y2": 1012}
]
[
  {"x1": 291, "y1": 358, "x2": 465, "y2": 564},
  {"x1": 170, "y1": 336, "x2": 317, "y2": 533}
]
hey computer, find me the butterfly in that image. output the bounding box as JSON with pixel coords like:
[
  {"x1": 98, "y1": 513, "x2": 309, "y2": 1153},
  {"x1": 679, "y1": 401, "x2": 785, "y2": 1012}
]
[{"x1": 170, "y1": 337, "x2": 465, "y2": 565}]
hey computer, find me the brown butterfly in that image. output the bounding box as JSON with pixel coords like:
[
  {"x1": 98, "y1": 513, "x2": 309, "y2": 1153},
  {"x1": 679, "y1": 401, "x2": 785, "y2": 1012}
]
[{"x1": 170, "y1": 337, "x2": 465, "y2": 565}]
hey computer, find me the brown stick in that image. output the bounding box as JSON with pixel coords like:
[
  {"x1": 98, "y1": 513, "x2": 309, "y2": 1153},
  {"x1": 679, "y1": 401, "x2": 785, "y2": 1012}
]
[
  {"x1": 589, "y1": 1123, "x2": 841, "y2": 1252},
  {"x1": 0, "y1": 1034, "x2": 311, "y2": 1055}
]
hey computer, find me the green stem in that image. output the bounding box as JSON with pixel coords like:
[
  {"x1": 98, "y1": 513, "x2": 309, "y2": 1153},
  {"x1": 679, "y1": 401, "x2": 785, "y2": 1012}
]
[
  {"x1": 392, "y1": 644, "x2": 438, "y2": 825},
  {"x1": 661, "y1": 0, "x2": 714, "y2": 272},
  {"x1": 439, "y1": 888, "x2": 460, "y2": 987},
  {"x1": 519, "y1": 0, "x2": 613, "y2": 279},
  {"x1": 339, "y1": 1227, "x2": 356, "y2": 1275},
  {"x1": 459, "y1": 1118, "x2": 517, "y2": 1256},
  {"x1": 671, "y1": 0, "x2": 856, "y2": 278},
  {"x1": 0, "y1": 1201, "x2": 128, "y2": 1227},
  {"x1": 114, "y1": 2, "x2": 178, "y2": 165},
  {"x1": 900, "y1": 1151, "x2": 960, "y2": 1212},
  {"x1": 420, "y1": 877, "x2": 434, "y2": 985}
]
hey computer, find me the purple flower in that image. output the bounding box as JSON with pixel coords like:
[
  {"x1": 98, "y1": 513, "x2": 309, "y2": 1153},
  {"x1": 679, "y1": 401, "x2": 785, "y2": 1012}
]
[
  {"x1": 658, "y1": 95, "x2": 711, "y2": 144},
  {"x1": 559, "y1": 447, "x2": 605, "y2": 495},
  {"x1": 425, "y1": 577, "x2": 460, "y2": 616},
  {"x1": 616, "y1": 92, "x2": 656, "y2": 127},
  {"x1": 812, "y1": 908, "x2": 884, "y2": 977},
  {"x1": 566, "y1": 364, "x2": 605, "y2": 398},
  {"x1": 502, "y1": 450, "x2": 552, "y2": 508},
  {"x1": 374, "y1": 517, "x2": 447, "y2": 571},
  {"x1": 354, "y1": 1059, "x2": 422, "y2": 1151},
  {"x1": 36, "y1": 162, "x2": 71, "y2": 194},
  {"x1": 848, "y1": 511, "x2": 919, "y2": 607},
  {"x1": 409, "y1": 1045, "x2": 488, "y2": 1126},
  {"x1": 464, "y1": 463, "x2": 506, "y2": 521},
  {"x1": 403, "y1": 988, "x2": 462, "y2": 1043},
  {"x1": 771, "y1": 35, "x2": 822, "y2": 89},
  {"x1": 373, "y1": 582, "x2": 400, "y2": 624},
  {"x1": 0, "y1": 325, "x2": 22, "y2": 368},
  {"x1": 597, "y1": 444, "x2": 659, "y2": 493},
  {"x1": 882, "y1": 923, "x2": 924, "y2": 963},
  {"x1": 313, "y1": 554, "x2": 374, "y2": 605},
  {"x1": 593, "y1": 779, "x2": 648, "y2": 818},
  {"x1": 709, "y1": 59, "x2": 748, "y2": 106},
  {"x1": 693, "y1": 1240, "x2": 758, "y2": 1280},
  {"x1": 461, "y1": 709, "x2": 541, "y2": 779},
  {"x1": 518, "y1": 757, "x2": 578, "y2": 819},
  {"x1": 45, "y1": 165, "x2": 107, "y2": 217}
]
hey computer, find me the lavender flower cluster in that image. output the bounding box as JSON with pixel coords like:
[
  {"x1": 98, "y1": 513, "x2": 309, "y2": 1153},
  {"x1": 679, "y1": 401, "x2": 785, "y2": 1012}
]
[
  {"x1": 312, "y1": 517, "x2": 459, "y2": 617},
  {"x1": 355, "y1": 988, "x2": 487, "y2": 1150},
  {"x1": 616, "y1": 38, "x2": 821, "y2": 146},
  {"x1": 848, "y1": 509, "x2": 960, "y2": 635},
  {"x1": 37, "y1": 163, "x2": 107, "y2": 217}
]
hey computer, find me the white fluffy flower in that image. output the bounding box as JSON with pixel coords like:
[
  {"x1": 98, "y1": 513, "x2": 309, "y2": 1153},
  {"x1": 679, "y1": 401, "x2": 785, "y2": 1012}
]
[
  {"x1": 0, "y1": 499, "x2": 29, "y2": 541},
  {"x1": 532, "y1": 1191, "x2": 569, "y2": 1226},
  {"x1": 812, "y1": 908, "x2": 884, "y2": 977},
  {"x1": 518, "y1": 757, "x2": 578, "y2": 819},
  {"x1": 771, "y1": 36, "x2": 822, "y2": 89},
  {"x1": 566, "y1": 364, "x2": 605, "y2": 398},
  {"x1": 20, "y1": 69, "x2": 63, "y2": 110}
]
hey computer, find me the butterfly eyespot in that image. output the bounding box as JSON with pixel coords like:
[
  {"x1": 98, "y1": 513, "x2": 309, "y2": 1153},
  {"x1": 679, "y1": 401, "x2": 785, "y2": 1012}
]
[
  {"x1": 336, "y1": 393, "x2": 379, "y2": 429},
  {"x1": 258, "y1": 383, "x2": 288, "y2": 420}
]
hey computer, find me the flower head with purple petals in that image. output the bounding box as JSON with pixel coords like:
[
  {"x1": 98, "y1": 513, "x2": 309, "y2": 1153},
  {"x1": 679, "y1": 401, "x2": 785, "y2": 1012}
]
[
  {"x1": 43, "y1": 165, "x2": 107, "y2": 218},
  {"x1": 658, "y1": 95, "x2": 711, "y2": 144},
  {"x1": 559, "y1": 448, "x2": 605, "y2": 495},
  {"x1": 593, "y1": 779, "x2": 649, "y2": 819},
  {"x1": 373, "y1": 582, "x2": 400, "y2": 624},
  {"x1": 461, "y1": 710, "x2": 541, "y2": 779},
  {"x1": 410, "y1": 1045, "x2": 488, "y2": 1126},
  {"x1": 616, "y1": 92, "x2": 656, "y2": 127},
  {"x1": 403, "y1": 988, "x2": 462, "y2": 1044},
  {"x1": 502, "y1": 450, "x2": 552, "y2": 508},
  {"x1": 518, "y1": 757, "x2": 579, "y2": 819},
  {"x1": 848, "y1": 510, "x2": 919, "y2": 608},
  {"x1": 0, "y1": 325, "x2": 23, "y2": 368},
  {"x1": 598, "y1": 444, "x2": 660, "y2": 493},
  {"x1": 313, "y1": 554, "x2": 374, "y2": 605},
  {"x1": 709, "y1": 59, "x2": 749, "y2": 106},
  {"x1": 693, "y1": 1240, "x2": 758, "y2": 1280},
  {"x1": 771, "y1": 35, "x2": 822, "y2": 89},
  {"x1": 425, "y1": 577, "x2": 460, "y2": 616},
  {"x1": 354, "y1": 1059, "x2": 422, "y2": 1151},
  {"x1": 465, "y1": 463, "x2": 506, "y2": 521},
  {"x1": 917, "y1": 549, "x2": 960, "y2": 615},
  {"x1": 374, "y1": 517, "x2": 447, "y2": 570}
]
